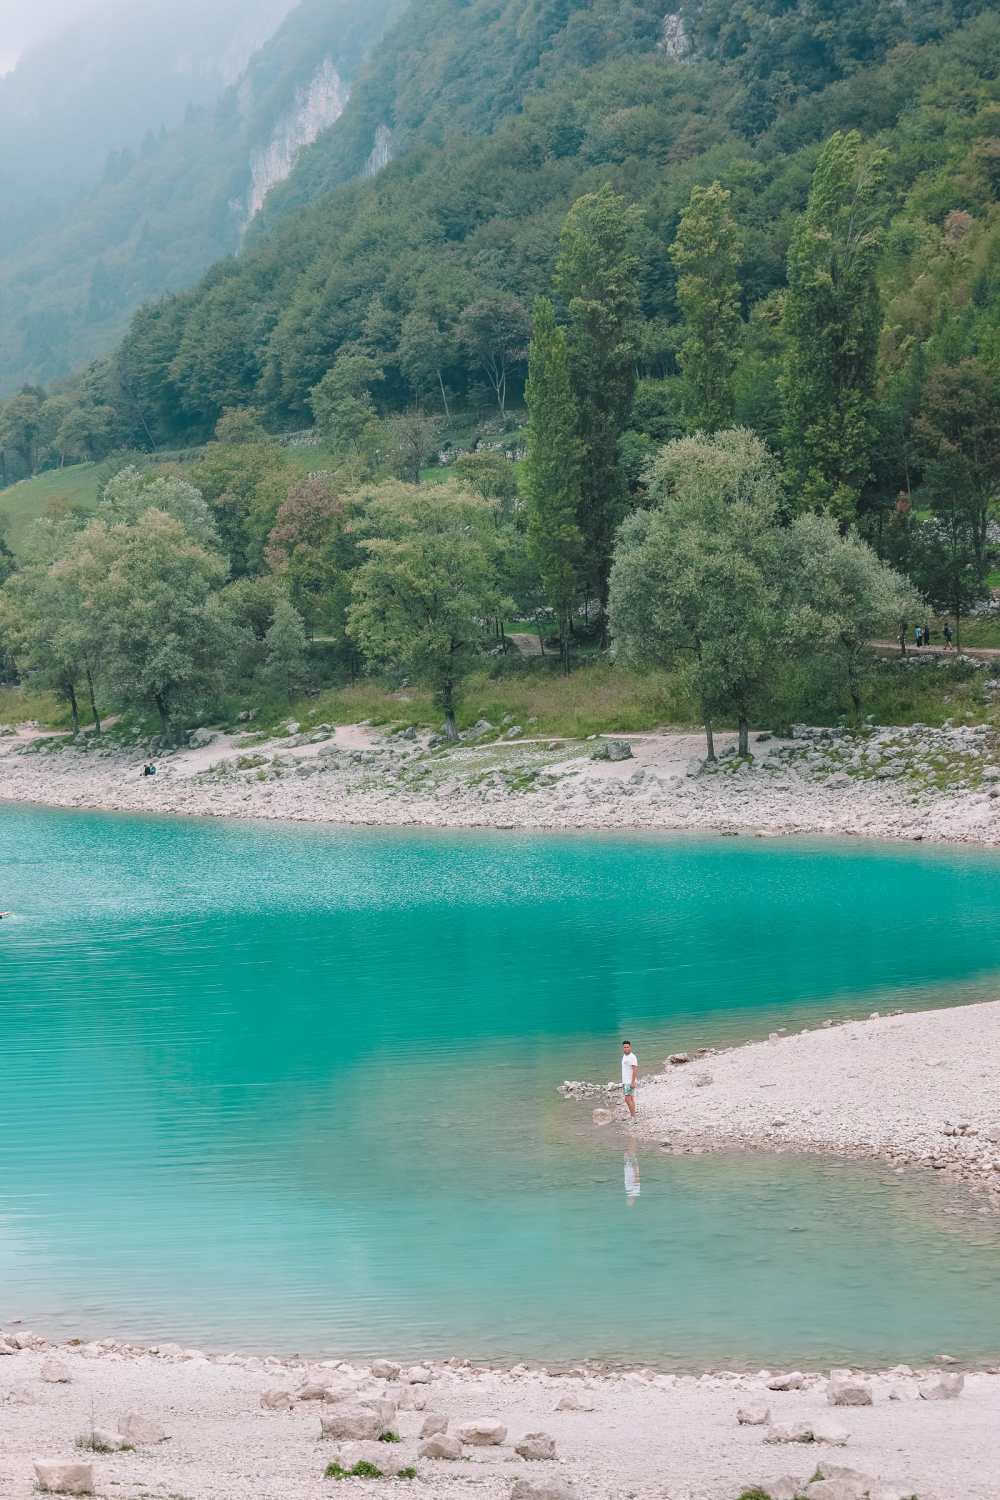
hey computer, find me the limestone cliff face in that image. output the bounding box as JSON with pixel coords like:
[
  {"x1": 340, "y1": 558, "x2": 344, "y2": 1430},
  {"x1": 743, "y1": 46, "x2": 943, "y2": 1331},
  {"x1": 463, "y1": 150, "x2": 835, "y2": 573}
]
[
  {"x1": 659, "y1": 12, "x2": 693, "y2": 60},
  {"x1": 245, "y1": 58, "x2": 350, "y2": 225},
  {"x1": 363, "y1": 124, "x2": 394, "y2": 179}
]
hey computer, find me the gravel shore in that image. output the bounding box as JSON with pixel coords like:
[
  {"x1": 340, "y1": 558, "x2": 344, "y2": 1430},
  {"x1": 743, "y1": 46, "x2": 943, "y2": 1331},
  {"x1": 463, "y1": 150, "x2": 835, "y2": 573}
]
[
  {"x1": 2, "y1": 1334, "x2": 998, "y2": 1500},
  {"x1": 603, "y1": 1000, "x2": 1000, "y2": 1203},
  {"x1": 1, "y1": 718, "x2": 999, "y2": 843}
]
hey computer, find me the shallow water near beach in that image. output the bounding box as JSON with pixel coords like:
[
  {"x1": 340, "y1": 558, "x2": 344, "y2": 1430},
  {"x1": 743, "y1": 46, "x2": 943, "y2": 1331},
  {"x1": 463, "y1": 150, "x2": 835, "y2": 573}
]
[{"x1": 3, "y1": 805, "x2": 1000, "y2": 1366}]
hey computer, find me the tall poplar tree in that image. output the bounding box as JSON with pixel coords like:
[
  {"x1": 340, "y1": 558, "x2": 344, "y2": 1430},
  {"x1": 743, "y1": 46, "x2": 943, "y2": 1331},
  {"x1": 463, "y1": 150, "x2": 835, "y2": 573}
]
[
  {"x1": 670, "y1": 181, "x2": 742, "y2": 433},
  {"x1": 780, "y1": 131, "x2": 887, "y2": 522},
  {"x1": 523, "y1": 298, "x2": 583, "y2": 670},
  {"x1": 555, "y1": 185, "x2": 641, "y2": 620}
]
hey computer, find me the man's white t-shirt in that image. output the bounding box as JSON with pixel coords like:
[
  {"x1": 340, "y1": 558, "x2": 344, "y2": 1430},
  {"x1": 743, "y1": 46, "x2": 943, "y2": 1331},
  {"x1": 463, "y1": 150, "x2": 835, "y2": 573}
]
[{"x1": 621, "y1": 1052, "x2": 638, "y2": 1086}]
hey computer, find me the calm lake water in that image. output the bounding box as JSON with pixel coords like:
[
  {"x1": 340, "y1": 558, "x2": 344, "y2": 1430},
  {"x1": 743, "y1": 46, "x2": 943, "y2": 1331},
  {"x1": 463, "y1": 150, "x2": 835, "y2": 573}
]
[{"x1": 3, "y1": 805, "x2": 1000, "y2": 1366}]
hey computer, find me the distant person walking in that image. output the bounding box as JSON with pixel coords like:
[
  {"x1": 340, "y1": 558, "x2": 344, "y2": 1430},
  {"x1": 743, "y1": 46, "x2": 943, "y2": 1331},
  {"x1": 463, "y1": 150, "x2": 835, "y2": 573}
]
[
  {"x1": 943, "y1": 623, "x2": 953, "y2": 649},
  {"x1": 621, "y1": 1039, "x2": 639, "y2": 1118},
  {"x1": 914, "y1": 625, "x2": 923, "y2": 648},
  {"x1": 923, "y1": 622, "x2": 932, "y2": 648}
]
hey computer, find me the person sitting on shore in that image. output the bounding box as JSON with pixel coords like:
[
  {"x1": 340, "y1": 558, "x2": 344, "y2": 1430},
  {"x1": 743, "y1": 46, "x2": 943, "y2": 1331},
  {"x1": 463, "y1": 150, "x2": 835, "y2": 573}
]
[
  {"x1": 142, "y1": 763, "x2": 157, "y2": 777},
  {"x1": 621, "y1": 1039, "x2": 639, "y2": 1118}
]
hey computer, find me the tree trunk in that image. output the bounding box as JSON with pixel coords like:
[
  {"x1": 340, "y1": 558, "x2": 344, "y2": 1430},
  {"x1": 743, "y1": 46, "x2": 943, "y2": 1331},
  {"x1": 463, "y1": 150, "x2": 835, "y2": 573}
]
[
  {"x1": 560, "y1": 615, "x2": 571, "y2": 675},
  {"x1": 954, "y1": 586, "x2": 961, "y2": 654},
  {"x1": 436, "y1": 370, "x2": 451, "y2": 421},
  {"x1": 441, "y1": 679, "x2": 458, "y2": 740},
  {"x1": 704, "y1": 717, "x2": 716, "y2": 762},
  {"x1": 738, "y1": 715, "x2": 750, "y2": 758},
  {"x1": 86, "y1": 664, "x2": 102, "y2": 735},
  {"x1": 66, "y1": 682, "x2": 79, "y2": 736},
  {"x1": 154, "y1": 691, "x2": 170, "y2": 741}
]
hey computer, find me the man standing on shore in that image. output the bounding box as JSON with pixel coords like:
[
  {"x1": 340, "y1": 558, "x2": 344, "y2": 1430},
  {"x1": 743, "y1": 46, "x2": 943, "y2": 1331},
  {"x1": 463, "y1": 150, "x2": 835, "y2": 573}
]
[{"x1": 621, "y1": 1039, "x2": 639, "y2": 1117}]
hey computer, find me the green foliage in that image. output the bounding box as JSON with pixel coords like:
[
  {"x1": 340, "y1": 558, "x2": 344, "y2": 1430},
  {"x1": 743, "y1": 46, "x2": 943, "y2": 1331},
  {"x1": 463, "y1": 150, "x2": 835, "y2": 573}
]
[
  {"x1": 54, "y1": 510, "x2": 244, "y2": 739},
  {"x1": 261, "y1": 596, "x2": 310, "y2": 702},
  {"x1": 523, "y1": 299, "x2": 583, "y2": 664},
  {"x1": 670, "y1": 182, "x2": 743, "y2": 431},
  {"x1": 348, "y1": 483, "x2": 510, "y2": 736},
  {"x1": 781, "y1": 131, "x2": 887, "y2": 519},
  {"x1": 555, "y1": 185, "x2": 643, "y2": 609}
]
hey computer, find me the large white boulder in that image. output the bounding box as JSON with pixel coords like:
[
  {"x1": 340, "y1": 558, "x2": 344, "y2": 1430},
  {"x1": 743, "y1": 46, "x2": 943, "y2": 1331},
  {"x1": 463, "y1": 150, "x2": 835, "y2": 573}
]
[
  {"x1": 418, "y1": 1433, "x2": 462, "y2": 1459},
  {"x1": 515, "y1": 1431, "x2": 557, "y2": 1460},
  {"x1": 764, "y1": 1421, "x2": 815, "y2": 1444},
  {"x1": 118, "y1": 1412, "x2": 168, "y2": 1445},
  {"x1": 736, "y1": 1404, "x2": 771, "y2": 1426},
  {"x1": 371, "y1": 1359, "x2": 401, "y2": 1380},
  {"x1": 39, "y1": 1359, "x2": 71, "y2": 1384},
  {"x1": 260, "y1": 1389, "x2": 294, "y2": 1411},
  {"x1": 918, "y1": 1373, "x2": 963, "y2": 1400},
  {"x1": 555, "y1": 1391, "x2": 595, "y2": 1412},
  {"x1": 33, "y1": 1463, "x2": 94, "y2": 1495},
  {"x1": 420, "y1": 1412, "x2": 448, "y2": 1437},
  {"x1": 826, "y1": 1376, "x2": 873, "y2": 1407},
  {"x1": 319, "y1": 1407, "x2": 384, "y2": 1441},
  {"x1": 456, "y1": 1419, "x2": 506, "y2": 1446},
  {"x1": 768, "y1": 1371, "x2": 805, "y2": 1391},
  {"x1": 510, "y1": 1482, "x2": 578, "y2": 1500}
]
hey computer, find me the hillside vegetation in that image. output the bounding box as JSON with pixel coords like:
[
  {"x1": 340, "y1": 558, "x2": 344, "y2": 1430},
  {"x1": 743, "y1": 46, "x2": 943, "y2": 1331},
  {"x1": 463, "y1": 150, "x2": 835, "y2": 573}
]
[{"x1": 0, "y1": 0, "x2": 996, "y2": 749}]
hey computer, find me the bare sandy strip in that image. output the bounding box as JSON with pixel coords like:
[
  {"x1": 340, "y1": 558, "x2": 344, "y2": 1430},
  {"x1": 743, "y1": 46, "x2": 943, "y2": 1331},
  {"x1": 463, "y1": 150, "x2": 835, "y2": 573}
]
[
  {"x1": 1, "y1": 720, "x2": 999, "y2": 844},
  {"x1": 2, "y1": 1335, "x2": 998, "y2": 1500},
  {"x1": 628, "y1": 1002, "x2": 1000, "y2": 1201}
]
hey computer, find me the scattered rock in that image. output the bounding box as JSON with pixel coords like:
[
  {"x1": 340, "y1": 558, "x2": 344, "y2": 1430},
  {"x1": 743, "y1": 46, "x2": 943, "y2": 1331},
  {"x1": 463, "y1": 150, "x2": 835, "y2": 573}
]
[
  {"x1": 118, "y1": 1412, "x2": 168, "y2": 1445},
  {"x1": 764, "y1": 1421, "x2": 815, "y2": 1444},
  {"x1": 811, "y1": 1417, "x2": 850, "y2": 1446},
  {"x1": 398, "y1": 1386, "x2": 427, "y2": 1411},
  {"x1": 827, "y1": 1376, "x2": 873, "y2": 1407},
  {"x1": 418, "y1": 1433, "x2": 463, "y2": 1459},
  {"x1": 371, "y1": 1359, "x2": 401, "y2": 1380},
  {"x1": 39, "y1": 1360, "x2": 71, "y2": 1384},
  {"x1": 457, "y1": 1419, "x2": 507, "y2": 1445},
  {"x1": 768, "y1": 1371, "x2": 805, "y2": 1391},
  {"x1": 33, "y1": 1463, "x2": 94, "y2": 1495},
  {"x1": 320, "y1": 1407, "x2": 385, "y2": 1441},
  {"x1": 330, "y1": 1440, "x2": 411, "y2": 1476},
  {"x1": 420, "y1": 1412, "x2": 448, "y2": 1438},
  {"x1": 760, "y1": 1479, "x2": 806, "y2": 1500},
  {"x1": 555, "y1": 1392, "x2": 595, "y2": 1412},
  {"x1": 510, "y1": 1481, "x2": 578, "y2": 1500},
  {"x1": 592, "y1": 1107, "x2": 614, "y2": 1125},
  {"x1": 918, "y1": 1373, "x2": 964, "y2": 1400},
  {"x1": 188, "y1": 727, "x2": 216, "y2": 748},
  {"x1": 404, "y1": 1364, "x2": 432, "y2": 1384},
  {"x1": 668, "y1": 1052, "x2": 690, "y2": 1066},
  {"x1": 84, "y1": 1428, "x2": 130, "y2": 1452},
  {"x1": 259, "y1": 1389, "x2": 294, "y2": 1411},
  {"x1": 736, "y1": 1405, "x2": 770, "y2": 1426},
  {"x1": 515, "y1": 1431, "x2": 557, "y2": 1460}
]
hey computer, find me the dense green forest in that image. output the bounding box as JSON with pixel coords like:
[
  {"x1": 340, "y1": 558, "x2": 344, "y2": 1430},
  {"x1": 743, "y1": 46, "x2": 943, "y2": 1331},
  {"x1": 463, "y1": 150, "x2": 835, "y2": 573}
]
[{"x1": 0, "y1": 0, "x2": 997, "y2": 745}]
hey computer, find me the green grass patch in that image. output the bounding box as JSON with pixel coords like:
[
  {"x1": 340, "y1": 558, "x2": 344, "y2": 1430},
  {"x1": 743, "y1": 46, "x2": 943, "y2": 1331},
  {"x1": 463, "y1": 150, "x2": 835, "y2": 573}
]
[
  {"x1": 378, "y1": 1431, "x2": 401, "y2": 1443},
  {"x1": 325, "y1": 1459, "x2": 415, "y2": 1480},
  {"x1": 0, "y1": 463, "x2": 103, "y2": 551},
  {"x1": 0, "y1": 683, "x2": 74, "y2": 729}
]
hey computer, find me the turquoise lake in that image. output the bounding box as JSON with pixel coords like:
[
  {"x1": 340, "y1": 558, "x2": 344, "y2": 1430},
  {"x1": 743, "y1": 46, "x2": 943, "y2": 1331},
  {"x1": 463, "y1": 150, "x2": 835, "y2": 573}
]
[{"x1": 3, "y1": 805, "x2": 1000, "y2": 1366}]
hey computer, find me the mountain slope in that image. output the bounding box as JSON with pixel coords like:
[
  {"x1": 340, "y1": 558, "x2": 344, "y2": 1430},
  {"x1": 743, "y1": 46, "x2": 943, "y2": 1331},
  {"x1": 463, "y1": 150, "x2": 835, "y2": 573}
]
[
  {"x1": 0, "y1": 0, "x2": 402, "y2": 394},
  {"x1": 0, "y1": 0, "x2": 297, "y2": 196}
]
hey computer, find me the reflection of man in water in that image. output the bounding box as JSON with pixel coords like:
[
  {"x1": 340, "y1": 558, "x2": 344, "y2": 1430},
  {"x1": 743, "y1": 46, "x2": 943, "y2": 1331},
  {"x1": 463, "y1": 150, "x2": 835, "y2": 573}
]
[{"x1": 624, "y1": 1137, "x2": 640, "y2": 1208}]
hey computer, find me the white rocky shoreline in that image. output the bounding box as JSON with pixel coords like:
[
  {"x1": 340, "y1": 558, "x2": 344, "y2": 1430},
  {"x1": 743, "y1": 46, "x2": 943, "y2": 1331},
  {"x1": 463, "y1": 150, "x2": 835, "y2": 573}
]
[
  {"x1": 2, "y1": 1329, "x2": 998, "y2": 1500},
  {"x1": 0, "y1": 716, "x2": 999, "y2": 845},
  {"x1": 561, "y1": 999, "x2": 1000, "y2": 1206}
]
